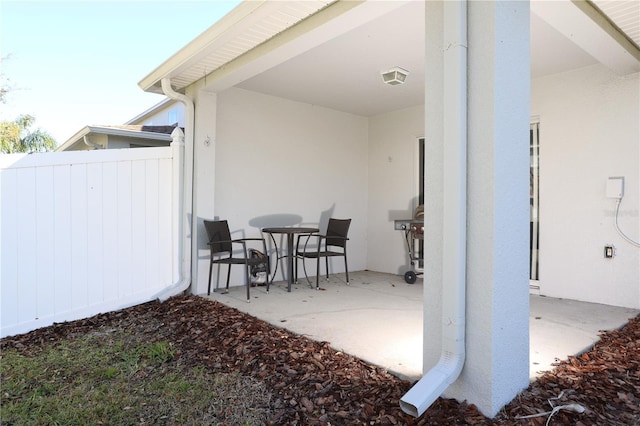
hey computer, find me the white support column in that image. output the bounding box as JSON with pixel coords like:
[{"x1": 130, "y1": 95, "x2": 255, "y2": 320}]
[
  {"x1": 423, "y1": 0, "x2": 531, "y2": 417},
  {"x1": 191, "y1": 89, "x2": 218, "y2": 295}
]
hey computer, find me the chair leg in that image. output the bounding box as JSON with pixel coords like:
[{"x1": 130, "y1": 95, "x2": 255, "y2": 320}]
[
  {"x1": 245, "y1": 265, "x2": 251, "y2": 302},
  {"x1": 315, "y1": 256, "x2": 320, "y2": 290},
  {"x1": 266, "y1": 258, "x2": 271, "y2": 293},
  {"x1": 325, "y1": 256, "x2": 329, "y2": 280},
  {"x1": 225, "y1": 265, "x2": 231, "y2": 293},
  {"x1": 344, "y1": 254, "x2": 349, "y2": 285},
  {"x1": 208, "y1": 261, "x2": 213, "y2": 295}
]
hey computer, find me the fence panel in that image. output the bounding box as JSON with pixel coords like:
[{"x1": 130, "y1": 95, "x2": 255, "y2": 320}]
[
  {"x1": 35, "y1": 166, "x2": 56, "y2": 320},
  {"x1": 0, "y1": 147, "x2": 175, "y2": 338},
  {"x1": 1, "y1": 168, "x2": 18, "y2": 328}
]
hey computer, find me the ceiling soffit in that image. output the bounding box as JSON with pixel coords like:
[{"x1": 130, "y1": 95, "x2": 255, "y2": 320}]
[{"x1": 591, "y1": 0, "x2": 640, "y2": 49}]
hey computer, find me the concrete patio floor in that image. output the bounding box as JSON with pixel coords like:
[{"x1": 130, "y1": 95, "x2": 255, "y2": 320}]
[{"x1": 204, "y1": 270, "x2": 639, "y2": 382}]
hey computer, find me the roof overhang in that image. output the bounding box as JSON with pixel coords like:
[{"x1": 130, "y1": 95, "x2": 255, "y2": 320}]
[
  {"x1": 57, "y1": 125, "x2": 173, "y2": 152},
  {"x1": 138, "y1": 0, "x2": 639, "y2": 116},
  {"x1": 138, "y1": 0, "x2": 414, "y2": 96},
  {"x1": 138, "y1": 0, "x2": 339, "y2": 94}
]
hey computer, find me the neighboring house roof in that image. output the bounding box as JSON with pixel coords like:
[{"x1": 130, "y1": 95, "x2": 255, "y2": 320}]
[
  {"x1": 124, "y1": 98, "x2": 177, "y2": 125},
  {"x1": 106, "y1": 124, "x2": 179, "y2": 135},
  {"x1": 138, "y1": 0, "x2": 640, "y2": 117},
  {"x1": 56, "y1": 124, "x2": 176, "y2": 152}
]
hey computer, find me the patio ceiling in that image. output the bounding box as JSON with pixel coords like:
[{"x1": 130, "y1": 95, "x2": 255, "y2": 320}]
[{"x1": 139, "y1": 0, "x2": 640, "y2": 118}]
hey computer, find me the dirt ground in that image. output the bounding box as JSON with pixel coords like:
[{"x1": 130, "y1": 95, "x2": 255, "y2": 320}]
[{"x1": 2, "y1": 295, "x2": 639, "y2": 425}]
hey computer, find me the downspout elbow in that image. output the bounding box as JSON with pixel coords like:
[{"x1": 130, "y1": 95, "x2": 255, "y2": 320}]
[
  {"x1": 400, "y1": 320, "x2": 465, "y2": 417},
  {"x1": 399, "y1": 353, "x2": 465, "y2": 417},
  {"x1": 161, "y1": 79, "x2": 195, "y2": 117},
  {"x1": 83, "y1": 135, "x2": 102, "y2": 149}
]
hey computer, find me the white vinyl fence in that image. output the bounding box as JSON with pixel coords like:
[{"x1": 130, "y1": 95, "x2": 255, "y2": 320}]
[{"x1": 1, "y1": 144, "x2": 179, "y2": 338}]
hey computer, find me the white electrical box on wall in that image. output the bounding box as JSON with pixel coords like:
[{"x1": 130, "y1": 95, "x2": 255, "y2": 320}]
[{"x1": 606, "y1": 176, "x2": 625, "y2": 199}]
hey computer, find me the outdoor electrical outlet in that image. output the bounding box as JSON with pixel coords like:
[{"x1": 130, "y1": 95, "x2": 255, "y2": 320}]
[
  {"x1": 604, "y1": 245, "x2": 614, "y2": 258},
  {"x1": 606, "y1": 177, "x2": 624, "y2": 199}
]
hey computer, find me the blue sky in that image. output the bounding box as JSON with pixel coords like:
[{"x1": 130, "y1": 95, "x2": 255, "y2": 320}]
[{"x1": 0, "y1": 0, "x2": 240, "y2": 144}]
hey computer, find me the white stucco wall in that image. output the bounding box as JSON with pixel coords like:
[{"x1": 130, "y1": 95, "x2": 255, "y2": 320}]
[
  {"x1": 531, "y1": 64, "x2": 640, "y2": 309},
  {"x1": 193, "y1": 87, "x2": 369, "y2": 293},
  {"x1": 367, "y1": 105, "x2": 425, "y2": 275}
]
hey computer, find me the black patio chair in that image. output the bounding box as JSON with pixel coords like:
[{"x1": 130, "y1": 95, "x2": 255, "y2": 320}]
[
  {"x1": 204, "y1": 219, "x2": 269, "y2": 302},
  {"x1": 296, "y1": 218, "x2": 351, "y2": 290}
]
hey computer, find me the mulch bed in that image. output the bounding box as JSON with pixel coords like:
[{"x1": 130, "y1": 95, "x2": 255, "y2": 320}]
[{"x1": 2, "y1": 295, "x2": 638, "y2": 425}]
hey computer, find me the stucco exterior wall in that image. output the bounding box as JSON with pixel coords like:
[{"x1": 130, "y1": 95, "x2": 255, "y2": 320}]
[
  {"x1": 193, "y1": 87, "x2": 369, "y2": 292},
  {"x1": 367, "y1": 105, "x2": 425, "y2": 275},
  {"x1": 106, "y1": 135, "x2": 169, "y2": 149},
  {"x1": 531, "y1": 64, "x2": 640, "y2": 309}
]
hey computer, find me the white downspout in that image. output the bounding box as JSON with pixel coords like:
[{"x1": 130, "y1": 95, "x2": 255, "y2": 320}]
[
  {"x1": 153, "y1": 78, "x2": 195, "y2": 302},
  {"x1": 400, "y1": 0, "x2": 467, "y2": 417}
]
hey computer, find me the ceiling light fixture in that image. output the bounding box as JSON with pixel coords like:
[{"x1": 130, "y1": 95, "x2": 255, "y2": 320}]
[{"x1": 381, "y1": 66, "x2": 409, "y2": 85}]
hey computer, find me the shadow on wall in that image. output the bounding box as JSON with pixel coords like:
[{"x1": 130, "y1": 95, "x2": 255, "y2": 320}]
[
  {"x1": 248, "y1": 203, "x2": 335, "y2": 232},
  {"x1": 248, "y1": 214, "x2": 303, "y2": 229},
  {"x1": 317, "y1": 204, "x2": 336, "y2": 233}
]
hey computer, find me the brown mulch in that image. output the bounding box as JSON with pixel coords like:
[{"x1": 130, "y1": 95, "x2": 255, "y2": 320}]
[{"x1": 1, "y1": 295, "x2": 639, "y2": 425}]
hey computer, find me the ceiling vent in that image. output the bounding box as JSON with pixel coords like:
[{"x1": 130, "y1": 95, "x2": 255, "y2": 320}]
[{"x1": 381, "y1": 67, "x2": 409, "y2": 85}]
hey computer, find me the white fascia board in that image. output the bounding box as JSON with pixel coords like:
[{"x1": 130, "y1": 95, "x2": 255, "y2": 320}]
[
  {"x1": 531, "y1": 0, "x2": 640, "y2": 75},
  {"x1": 138, "y1": 1, "x2": 267, "y2": 93}
]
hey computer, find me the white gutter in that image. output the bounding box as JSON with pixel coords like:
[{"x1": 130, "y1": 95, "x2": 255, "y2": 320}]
[
  {"x1": 153, "y1": 78, "x2": 195, "y2": 302},
  {"x1": 400, "y1": 0, "x2": 467, "y2": 417}
]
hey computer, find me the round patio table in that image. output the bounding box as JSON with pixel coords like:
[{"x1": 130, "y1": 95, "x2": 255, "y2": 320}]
[{"x1": 262, "y1": 227, "x2": 319, "y2": 292}]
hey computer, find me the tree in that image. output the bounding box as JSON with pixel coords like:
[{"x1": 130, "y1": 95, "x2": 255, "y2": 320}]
[
  {"x1": 0, "y1": 114, "x2": 57, "y2": 154},
  {"x1": 1, "y1": 55, "x2": 10, "y2": 104},
  {"x1": 0, "y1": 56, "x2": 57, "y2": 153}
]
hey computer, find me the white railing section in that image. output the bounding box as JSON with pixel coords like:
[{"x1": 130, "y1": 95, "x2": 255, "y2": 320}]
[{"x1": 1, "y1": 143, "x2": 179, "y2": 338}]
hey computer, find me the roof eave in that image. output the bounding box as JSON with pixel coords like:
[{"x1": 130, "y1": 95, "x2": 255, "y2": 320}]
[
  {"x1": 57, "y1": 125, "x2": 173, "y2": 152},
  {"x1": 138, "y1": 1, "x2": 267, "y2": 94}
]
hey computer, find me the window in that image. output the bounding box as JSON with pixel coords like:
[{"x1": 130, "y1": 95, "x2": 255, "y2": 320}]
[
  {"x1": 168, "y1": 109, "x2": 179, "y2": 126},
  {"x1": 417, "y1": 138, "x2": 425, "y2": 268}
]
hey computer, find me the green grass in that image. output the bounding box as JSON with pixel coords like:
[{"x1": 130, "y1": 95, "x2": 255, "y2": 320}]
[{"x1": 1, "y1": 331, "x2": 271, "y2": 425}]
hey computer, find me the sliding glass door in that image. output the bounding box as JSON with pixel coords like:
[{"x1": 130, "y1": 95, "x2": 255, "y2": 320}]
[{"x1": 530, "y1": 123, "x2": 540, "y2": 283}]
